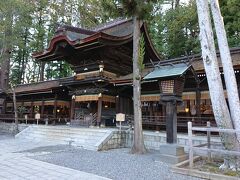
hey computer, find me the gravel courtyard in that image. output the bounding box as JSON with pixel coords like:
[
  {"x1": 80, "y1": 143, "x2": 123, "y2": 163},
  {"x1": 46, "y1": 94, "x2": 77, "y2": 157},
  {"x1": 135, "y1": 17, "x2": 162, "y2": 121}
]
[{"x1": 31, "y1": 147, "x2": 202, "y2": 180}]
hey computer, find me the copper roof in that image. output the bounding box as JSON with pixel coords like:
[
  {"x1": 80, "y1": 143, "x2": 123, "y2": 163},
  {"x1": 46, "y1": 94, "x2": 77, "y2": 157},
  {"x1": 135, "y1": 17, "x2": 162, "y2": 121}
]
[
  {"x1": 14, "y1": 80, "x2": 60, "y2": 93},
  {"x1": 32, "y1": 18, "x2": 161, "y2": 62}
]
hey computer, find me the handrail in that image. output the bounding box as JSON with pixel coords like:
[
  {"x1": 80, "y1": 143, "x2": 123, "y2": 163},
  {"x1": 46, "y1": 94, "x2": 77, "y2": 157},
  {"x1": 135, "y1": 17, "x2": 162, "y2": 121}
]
[{"x1": 125, "y1": 115, "x2": 216, "y2": 127}]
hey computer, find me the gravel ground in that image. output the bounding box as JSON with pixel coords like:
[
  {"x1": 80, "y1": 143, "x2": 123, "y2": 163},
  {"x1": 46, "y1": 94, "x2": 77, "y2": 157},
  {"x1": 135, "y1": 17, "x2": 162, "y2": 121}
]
[
  {"x1": 0, "y1": 131, "x2": 14, "y2": 140},
  {"x1": 31, "y1": 147, "x2": 202, "y2": 180}
]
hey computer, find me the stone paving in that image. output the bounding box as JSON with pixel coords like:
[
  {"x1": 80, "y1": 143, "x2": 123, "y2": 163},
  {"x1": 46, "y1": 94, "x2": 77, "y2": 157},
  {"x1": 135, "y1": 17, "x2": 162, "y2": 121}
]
[{"x1": 0, "y1": 133, "x2": 110, "y2": 180}]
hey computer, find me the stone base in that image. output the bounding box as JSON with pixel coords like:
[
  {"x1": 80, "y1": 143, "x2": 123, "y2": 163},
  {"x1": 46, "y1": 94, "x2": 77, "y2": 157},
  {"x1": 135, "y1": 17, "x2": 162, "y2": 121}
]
[{"x1": 155, "y1": 144, "x2": 187, "y2": 164}]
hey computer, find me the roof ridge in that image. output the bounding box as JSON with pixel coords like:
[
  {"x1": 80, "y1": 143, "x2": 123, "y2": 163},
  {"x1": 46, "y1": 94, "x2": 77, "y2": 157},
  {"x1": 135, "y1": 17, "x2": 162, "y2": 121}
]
[
  {"x1": 91, "y1": 18, "x2": 131, "y2": 31},
  {"x1": 56, "y1": 25, "x2": 95, "y2": 35}
]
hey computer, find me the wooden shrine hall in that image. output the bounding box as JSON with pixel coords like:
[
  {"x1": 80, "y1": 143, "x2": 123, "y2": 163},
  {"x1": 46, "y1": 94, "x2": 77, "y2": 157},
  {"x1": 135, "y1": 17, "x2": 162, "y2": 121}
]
[{"x1": 1, "y1": 18, "x2": 240, "y2": 130}]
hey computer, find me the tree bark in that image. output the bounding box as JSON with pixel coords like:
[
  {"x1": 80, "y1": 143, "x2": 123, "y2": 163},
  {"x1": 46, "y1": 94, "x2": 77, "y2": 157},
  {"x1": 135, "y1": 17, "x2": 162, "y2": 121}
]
[
  {"x1": 131, "y1": 16, "x2": 147, "y2": 154},
  {"x1": 196, "y1": 0, "x2": 240, "y2": 167},
  {"x1": 210, "y1": 0, "x2": 240, "y2": 141},
  {"x1": 40, "y1": 61, "x2": 45, "y2": 81}
]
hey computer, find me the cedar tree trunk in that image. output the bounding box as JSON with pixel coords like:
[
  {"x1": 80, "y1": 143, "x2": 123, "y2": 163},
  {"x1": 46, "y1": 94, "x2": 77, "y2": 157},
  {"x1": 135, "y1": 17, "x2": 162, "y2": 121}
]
[
  {"x1": 131, "y1": 16, "x2": 147, "y2": 154},
  {"x1": 210, "y1": 0, "x2": 240, "y2": 141},
  {"x1": 196, "y1": 0, "x2": 240, "y2": 168}
]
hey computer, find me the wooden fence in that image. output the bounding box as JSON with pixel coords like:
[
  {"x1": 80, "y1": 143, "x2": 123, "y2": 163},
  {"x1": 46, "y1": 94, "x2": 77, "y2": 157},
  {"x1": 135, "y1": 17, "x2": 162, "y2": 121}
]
[
  {"x1": 188, "y1": 121, "x2": 240, "y2": 168},
  {"x1": 0, "y1": 114, "x2": 69, "y2": 125}
]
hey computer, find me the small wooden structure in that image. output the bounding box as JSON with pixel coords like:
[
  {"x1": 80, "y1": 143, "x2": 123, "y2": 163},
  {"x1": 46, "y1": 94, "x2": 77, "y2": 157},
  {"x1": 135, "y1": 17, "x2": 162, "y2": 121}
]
[{"x1": 144, "y1": 63, "x2": 194, "y2": 143}]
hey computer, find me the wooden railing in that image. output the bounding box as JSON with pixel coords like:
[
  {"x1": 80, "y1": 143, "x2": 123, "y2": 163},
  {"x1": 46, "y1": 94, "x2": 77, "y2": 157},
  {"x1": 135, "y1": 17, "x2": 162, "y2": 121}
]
[
  {"x1": 0, "y1": 114, "x2": 70, "y2": 125},
  {"x1": 188, "y1": 121, "x2": 240, "y2": 168},
  {"x1": 125, "y1": 115, "x2": 216, "y2": 127},
  {"x1": 0, "y1": 113, "x2": 216, "y2": 129}
]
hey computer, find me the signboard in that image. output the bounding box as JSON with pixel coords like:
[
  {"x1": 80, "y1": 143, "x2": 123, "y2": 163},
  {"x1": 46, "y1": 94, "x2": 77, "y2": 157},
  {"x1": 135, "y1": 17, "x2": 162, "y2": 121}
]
[
  {"x1": 35, "y1": 113, "x2": 40, "y2": 120},
  {"x1": 116, "y1": 113, "x2": 125, "y2": 122},
  {"x1": 35, "y1": 113, "x2": 40, "y2": 125}
]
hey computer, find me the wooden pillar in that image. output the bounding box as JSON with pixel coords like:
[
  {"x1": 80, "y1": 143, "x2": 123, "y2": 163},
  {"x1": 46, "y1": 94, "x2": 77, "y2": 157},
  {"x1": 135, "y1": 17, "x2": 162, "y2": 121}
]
[
  {"x1": 2, "y1": 98, "x2": 6, "y2": 114},
  {"x1": 41, "y1": 97, "x2": 44, "y2": 117},
  {"x1": 20, "y1": 101, "x2": 24, "y2": 118},
  {"x1": 149, "y1": 102, "x2": 153, "y2": 116},
  {"x1": 115, "y1": 96, "x2": 119, "y2": 113},
  {"x1": 126, "y1": 98, "x2": 130, "y2": 114},
  {"x1": 196, "y1": 87, "x2": 201, "y2": 117},
  {"x1": 53, "y1": 94, "x2": 57, "y2": 118},
  {"x1": 30, "y1": 99, "x2": 33, "y2": 118},
  {"x1": 120, "y1": 97, "x2": 123, "y2": 113},
  {"x1": 97, "y1": 97, "x2": 102, "y2": 126},
  {"x1": 70, "y1": 97, "x2": 75, "y2": 120},
  {"x1": 166, "y1": 101, "x2": 177, "y2": 144}
]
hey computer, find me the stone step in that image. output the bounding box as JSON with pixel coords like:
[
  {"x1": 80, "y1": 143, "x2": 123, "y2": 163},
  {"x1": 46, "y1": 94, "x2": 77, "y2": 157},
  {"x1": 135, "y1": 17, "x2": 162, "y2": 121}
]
[
  {"x1": 18, "y1": 133, "x2": 101, "y2": 144},
  {"x1": 30, "y1": 131, "x2": 106, "y2": 138},
  {"x1": 20, "y1": 127, "x2": 106, "y2": 135},
  {"x1": 28, "y1": 128, "x2": 107, "y2": 137},
  {"x1": 23, "y1": 131, "x2": 102, "y2": 141},
  {"x1": 31, "y1": 127, "x2": 108, "y2": 134},
  {"x1": 30, "y1": 125, "x2": 109, "y2": 133},
  {"x1": 15, "y1": 125, "x2": 114, "y2": 151},
  {"x1": 16, "y1": 134, "x2": 98, "y2": 146}
]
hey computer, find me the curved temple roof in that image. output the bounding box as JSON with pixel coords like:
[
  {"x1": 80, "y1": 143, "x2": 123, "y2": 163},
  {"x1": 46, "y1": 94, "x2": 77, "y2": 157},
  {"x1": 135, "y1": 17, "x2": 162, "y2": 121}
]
[{"x1": 32, "y1": 19, "x2": 161, "y2": 63}]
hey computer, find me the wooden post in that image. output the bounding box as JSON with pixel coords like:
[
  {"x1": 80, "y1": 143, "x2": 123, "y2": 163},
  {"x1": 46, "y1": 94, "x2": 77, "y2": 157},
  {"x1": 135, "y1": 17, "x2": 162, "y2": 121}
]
[
  {"x1": 115, "y1": 96, "x2": 119, "y2": 113},
  {"x1": 166, "y1": 101, "x2": 177, "y2": 144},
  {"x1": 21, "y1": 101, "x2": 24, "y2": 118},
  {"x1": 97, "y1": 96, "x2": 102, "y2": 126},
  {"x1": 188, "y1": 121, "x2": 193, "y2": 168},
  {"x1": 41, "y1": 98, "x2": 44, "y2": 117},
  {"x1": 70, "y1": 97, "x2": 75, "y2": 120},
  {"x1": 207, "y1": 121, "x2": 212, "y2": 161},
  {"x1": 196, "y1": 87, "x2": 201, "y2": 118},
  {"x1": 53, "y1": 94, "x2": 57, "y2": 118},
  {"x1": 2, "y1": 98, "x2": 6, "y2": 114},
  {"x1": 30, "y1": 99, "x2": 33, "y2": 118},
  {"x1": 12, "y1": 88, "x2": 18, "y2": 132}
]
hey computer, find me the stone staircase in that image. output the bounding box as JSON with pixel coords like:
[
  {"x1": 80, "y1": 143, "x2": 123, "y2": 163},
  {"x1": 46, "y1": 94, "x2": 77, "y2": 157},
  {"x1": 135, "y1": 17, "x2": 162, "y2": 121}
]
[{"x1": 15, "y1": 125, "x2": 114, "y2": 151}]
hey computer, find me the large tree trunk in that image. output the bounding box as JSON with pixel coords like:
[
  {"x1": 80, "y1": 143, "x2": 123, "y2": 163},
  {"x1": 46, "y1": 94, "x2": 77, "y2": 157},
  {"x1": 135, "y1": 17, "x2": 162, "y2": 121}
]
[
  {"x1": 196, "y1": 0, "x2": 240, "y2": 169},
  {"x1": 131, "y1": 16, "x2": 147, "y2": 154},
  {"x1": 40, "y1": 62, "x2": 45, "y2": 81},
  {"x1": 210, "y1": 0, "x2": 240, "y2": 141},
  {"x1": 0, "y1": 11, "x2": 12, "y2": 91}
]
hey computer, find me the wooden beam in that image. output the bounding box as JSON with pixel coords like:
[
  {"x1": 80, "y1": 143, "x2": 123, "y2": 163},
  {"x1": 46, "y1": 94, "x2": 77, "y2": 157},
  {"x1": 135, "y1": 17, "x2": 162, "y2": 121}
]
[{"x1": 103, "y1": 61, "x2": 132, "y2": 75}]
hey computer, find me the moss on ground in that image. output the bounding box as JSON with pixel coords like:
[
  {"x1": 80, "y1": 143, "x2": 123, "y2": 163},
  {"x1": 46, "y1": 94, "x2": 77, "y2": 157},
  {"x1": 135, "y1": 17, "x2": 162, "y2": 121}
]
[{"x1": 193, "y1": 158, "x2": 240, "y2": 177}]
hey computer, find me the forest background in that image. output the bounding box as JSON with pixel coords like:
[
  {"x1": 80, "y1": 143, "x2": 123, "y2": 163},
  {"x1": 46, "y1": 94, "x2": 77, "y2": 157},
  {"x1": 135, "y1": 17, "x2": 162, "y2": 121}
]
[{"x1": 0, "y1": 0, "x2": 239, "y2": 86}]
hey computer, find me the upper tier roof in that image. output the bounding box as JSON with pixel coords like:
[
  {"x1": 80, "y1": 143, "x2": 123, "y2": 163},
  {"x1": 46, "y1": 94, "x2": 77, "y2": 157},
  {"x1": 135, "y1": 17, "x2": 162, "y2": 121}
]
[{"x1": 32, "y1": 18, "x2": 161, "y2": 63}]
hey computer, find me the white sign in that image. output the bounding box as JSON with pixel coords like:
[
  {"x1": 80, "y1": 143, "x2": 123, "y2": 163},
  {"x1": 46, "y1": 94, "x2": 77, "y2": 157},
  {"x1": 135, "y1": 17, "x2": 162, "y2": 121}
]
[
  {"x1": 191, "y1": 106, "x2": 197, "y2": 116},
  {"x1": 35, "y1": 113, "x2": 40, "y2": 120},
  {"x1": 116, "y1": 113, "x2": 125, "y2": 122}
]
